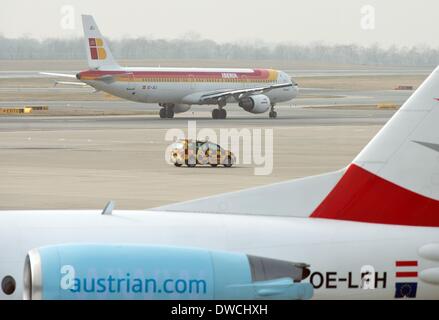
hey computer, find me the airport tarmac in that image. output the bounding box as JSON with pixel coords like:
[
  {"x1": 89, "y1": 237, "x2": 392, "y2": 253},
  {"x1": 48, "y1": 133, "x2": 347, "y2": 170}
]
[
  {"x1": 0, "y1": 61, "x2": 420, "y2": 210},
  {"x1": 0, "y1": 87, "x2": 413, "y2": 110},
  {"x1": 0, "y1": 107, "x2": 394, "y2": 130},
  {"x1": 0, "y1": 107, "x2": 385, "y2": 210}
]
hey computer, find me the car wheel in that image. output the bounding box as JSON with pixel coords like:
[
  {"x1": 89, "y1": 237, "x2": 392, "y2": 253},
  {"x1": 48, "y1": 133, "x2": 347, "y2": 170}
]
[
  {"x1": 186, "y1": 158, "x2": 196, "y2": 167},
  {"x1": 224, "y1": 156, "x2": 233, "y2": 167}
]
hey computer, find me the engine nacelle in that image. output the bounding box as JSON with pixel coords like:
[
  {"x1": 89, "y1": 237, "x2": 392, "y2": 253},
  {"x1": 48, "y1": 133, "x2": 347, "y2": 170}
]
[
  {"x1": 173, "y1": 104, "x2": 191, "y2": 113},
  {"x1": 23, "y1": 244, "x2": 313, "y2": 300},
  {"x1": 238, "y1": 94, "x2": 270, "y2": 114}
]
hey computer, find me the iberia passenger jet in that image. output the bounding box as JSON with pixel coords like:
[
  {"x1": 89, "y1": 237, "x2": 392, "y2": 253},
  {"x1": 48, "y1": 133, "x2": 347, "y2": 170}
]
[
  {"x1": 3, "y1": 67, "x2": 439, "y2": 300},
  {"x1": 42, "y1": 15, "x2": 298, "y2": 119}
]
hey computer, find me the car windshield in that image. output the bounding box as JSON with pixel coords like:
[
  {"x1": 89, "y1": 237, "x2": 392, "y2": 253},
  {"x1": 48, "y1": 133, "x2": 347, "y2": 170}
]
[{"x1": 171, "y1": 142, "x2": 184, "y2": 149}]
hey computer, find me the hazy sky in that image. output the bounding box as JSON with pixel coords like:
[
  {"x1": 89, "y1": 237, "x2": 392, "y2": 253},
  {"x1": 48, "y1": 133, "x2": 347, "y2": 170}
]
[{"x1": 1, "y1": 0, "x2": 439, "y2": 47}]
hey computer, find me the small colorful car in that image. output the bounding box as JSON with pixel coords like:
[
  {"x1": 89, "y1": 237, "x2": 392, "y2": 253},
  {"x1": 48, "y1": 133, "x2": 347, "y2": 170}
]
[{"x1": 169, "y1": 139, "x2": 236, "y2": 168}]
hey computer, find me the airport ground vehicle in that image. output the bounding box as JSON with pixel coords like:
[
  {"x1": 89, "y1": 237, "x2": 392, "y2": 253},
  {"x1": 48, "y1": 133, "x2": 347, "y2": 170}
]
[
  {"x1": 2, "y1": 66, "x2": 439, "y2": 300},
  {"x1": 169, "y1": 139, "x2": 236, "y2": 168}
]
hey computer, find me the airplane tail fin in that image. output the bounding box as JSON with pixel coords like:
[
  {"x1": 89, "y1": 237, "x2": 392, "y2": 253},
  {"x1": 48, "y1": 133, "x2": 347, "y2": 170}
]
[
  {"x1": 152, "y1": 66, "x2": 439, "y2": 227},
  {"x1": 311, "y1": 66, "x2": 439, "y2": 227},
  {"x1": 81, "y1": 15, "x2": 120, "y2": 70}
]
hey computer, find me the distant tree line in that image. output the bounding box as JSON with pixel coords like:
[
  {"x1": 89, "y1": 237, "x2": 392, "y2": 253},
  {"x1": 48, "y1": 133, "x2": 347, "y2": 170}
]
[{"x1": 0, "y1": 36, "x2": 438, "y2": 66}]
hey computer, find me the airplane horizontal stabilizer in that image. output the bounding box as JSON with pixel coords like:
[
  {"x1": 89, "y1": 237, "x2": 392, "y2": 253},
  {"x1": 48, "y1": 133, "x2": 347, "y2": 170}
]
[{"x1": 151, "y1": 169, "x2": 344, "y2": 217}]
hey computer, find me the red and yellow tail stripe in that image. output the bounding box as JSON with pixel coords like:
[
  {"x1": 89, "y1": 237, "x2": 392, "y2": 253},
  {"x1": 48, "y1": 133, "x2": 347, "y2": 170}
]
[{"x1": 88, "y1": 38, "x2": 107, "y2": 60}]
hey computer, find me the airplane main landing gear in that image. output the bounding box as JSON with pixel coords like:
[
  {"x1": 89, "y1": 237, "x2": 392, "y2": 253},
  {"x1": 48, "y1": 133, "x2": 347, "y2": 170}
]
[
  {"x1": 269, "y1": 104, "x2": 277, "y2": 119},
  {"x1": 212, "y1": 108, "x2": 227, "y2": 119},
  {"x1": 269, "y1": 111, "x2": 277, "y2": 118},
  {"x1": 212, "y1": 99, "x2": 227, "y2": 119},
  {"x1": 159, "y1": 104, "x2": 175, "y2": 119}
]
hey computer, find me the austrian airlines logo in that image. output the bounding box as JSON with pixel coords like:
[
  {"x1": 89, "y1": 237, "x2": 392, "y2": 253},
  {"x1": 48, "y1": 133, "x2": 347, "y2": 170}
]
[
  {"x1": 394, "y1": 260, "x2": 418, "y2": 298},
  {"x1": 88, "y1": 38, "x2": 106, "y2": 60}
]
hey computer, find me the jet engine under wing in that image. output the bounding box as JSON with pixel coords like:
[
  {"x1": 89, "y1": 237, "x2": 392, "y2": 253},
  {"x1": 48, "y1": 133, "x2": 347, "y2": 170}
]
[
  {"x1": 199, "y1": 82, "x2": 294, "y2": 104},
  {"x1": 151, "y1": 169, "x2": 345, "y2": 217}
]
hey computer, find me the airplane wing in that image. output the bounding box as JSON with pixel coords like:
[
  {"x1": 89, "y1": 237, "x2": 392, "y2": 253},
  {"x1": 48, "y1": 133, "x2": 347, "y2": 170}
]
[{"x1": 199, "y1": 82, "x2": 295, "y2": 103}]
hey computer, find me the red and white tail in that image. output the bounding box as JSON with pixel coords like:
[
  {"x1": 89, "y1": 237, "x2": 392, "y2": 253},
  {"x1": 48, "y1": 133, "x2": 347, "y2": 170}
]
[
  {"x1": 152, "y1": 66, "x2": 439, "y2": 227},
  {"x1": 311, "y1": 66, "x2": 439, "y2": 227}
]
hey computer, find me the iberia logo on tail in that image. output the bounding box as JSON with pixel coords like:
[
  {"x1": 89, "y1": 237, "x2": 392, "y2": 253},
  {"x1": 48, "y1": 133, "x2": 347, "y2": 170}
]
[{"x1": 88, "y1": 38, "x2": 106, "y2": 60}]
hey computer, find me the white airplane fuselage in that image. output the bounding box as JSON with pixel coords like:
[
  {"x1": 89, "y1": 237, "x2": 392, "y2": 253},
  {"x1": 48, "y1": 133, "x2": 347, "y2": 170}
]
[
  {"x1": 77, "y1": 67, "x2": 298, "y2": 105},
  {"x1": 44, "y1": 15, "x2": 298, "y2": 119},
  {"x1": 1, "y1": 210, "x2": 438, "y2": 300}
]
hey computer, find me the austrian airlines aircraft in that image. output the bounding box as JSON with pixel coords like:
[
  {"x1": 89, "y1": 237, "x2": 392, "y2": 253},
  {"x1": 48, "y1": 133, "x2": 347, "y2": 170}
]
[
  {"x1": 43, "y1": 15, "x2": 298, "y2": 119},
  {"x1": 2, "y1": 67, "x2": 439, "y2": 300}
]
